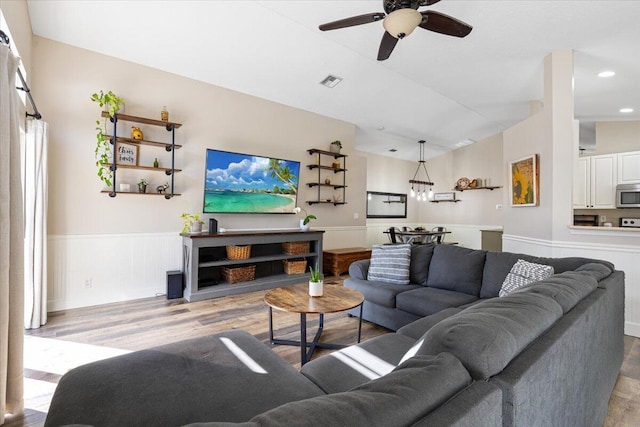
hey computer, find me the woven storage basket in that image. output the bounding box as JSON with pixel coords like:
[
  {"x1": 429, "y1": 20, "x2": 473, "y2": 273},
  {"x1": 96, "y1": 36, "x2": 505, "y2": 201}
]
[
  {"x1": 283, "y1": 259, "x2": 307, "y2": 275},
  {"x1": 222, "y1": 265, "x2": 256, "y2": 284},
  {"x1": 226, "y1": 245, "x2": 251, "y2": 260},
  {"x1": 282, "y1": 241, "x2": 310, "y2": 255}
]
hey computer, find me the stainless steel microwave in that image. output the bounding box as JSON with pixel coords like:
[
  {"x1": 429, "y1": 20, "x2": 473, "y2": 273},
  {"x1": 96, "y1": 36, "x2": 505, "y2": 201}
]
[{"x1": 616, "y1": 183, "x2": 640, "y2": 208}]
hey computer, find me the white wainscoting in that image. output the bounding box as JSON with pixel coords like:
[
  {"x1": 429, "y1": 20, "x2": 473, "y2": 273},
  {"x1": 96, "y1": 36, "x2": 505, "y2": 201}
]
[
  {"x1": 504, "y1": 234, "x2": 640, "y2": 338},
  {"x1": 48, "y1": 233, "x2": 182, "y2": 312},
  {"x1": 47, "y1": 227, "x2": 370, "y2": 311}
]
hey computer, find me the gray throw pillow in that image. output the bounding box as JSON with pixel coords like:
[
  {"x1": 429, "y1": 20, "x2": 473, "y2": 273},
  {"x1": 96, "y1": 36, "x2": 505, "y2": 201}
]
[
  {"x1": 367, "y1": 244, "x2": 411, "y2": 285},
  {"x1": 499, "y1": 259, "x2": 554, "y2": 297}
]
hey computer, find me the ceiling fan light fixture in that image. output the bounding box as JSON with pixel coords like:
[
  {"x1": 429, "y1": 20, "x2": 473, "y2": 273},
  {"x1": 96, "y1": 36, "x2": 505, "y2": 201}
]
[{"x1": 383, "y1": 8, "x2": 422, "y2": 39}]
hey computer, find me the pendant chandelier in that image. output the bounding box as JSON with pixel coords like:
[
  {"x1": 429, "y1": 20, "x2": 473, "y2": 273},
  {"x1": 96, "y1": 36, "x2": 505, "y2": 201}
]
[{"x1": 409, "y1": 140, "x2": 434, "y2": 202}]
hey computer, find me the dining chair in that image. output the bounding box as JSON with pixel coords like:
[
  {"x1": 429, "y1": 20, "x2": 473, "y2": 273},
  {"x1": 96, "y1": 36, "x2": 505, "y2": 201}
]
[{"x1": 431, "y1": 226, "x2": 447, "y2": 244}]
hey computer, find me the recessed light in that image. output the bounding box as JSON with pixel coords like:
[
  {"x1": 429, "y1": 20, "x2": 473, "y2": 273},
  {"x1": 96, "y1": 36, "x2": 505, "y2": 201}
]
[
  {"x1": 389, "y1": 148, "x2": 397, "y2": 152},
  {"x1": 598, "y1": 71, "x2": 615, "y2": 78},
  {"x1": 319, "y1": 75, "x2": 343, "y2": 88},
  {"x1": 620, "y1": 108, "x2": 634, "y2": 113},
  {"x1": 377, "y1": 126, "x2": 385, "y2": 131}
]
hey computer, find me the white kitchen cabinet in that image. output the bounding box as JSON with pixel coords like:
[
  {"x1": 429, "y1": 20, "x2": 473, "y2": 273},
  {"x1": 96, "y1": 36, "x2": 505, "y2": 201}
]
[
  {"x1": 618, "y1": 151, "x2": 640, "y2": 184},
  {"x1": 573, "y1": 154, "x2": 617, "y2": 209}
]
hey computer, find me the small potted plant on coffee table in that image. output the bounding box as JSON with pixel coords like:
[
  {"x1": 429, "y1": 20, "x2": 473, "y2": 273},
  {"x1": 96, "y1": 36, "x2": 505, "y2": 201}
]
[{"x1": 308, "y1": 263, "x2": 323, "y2": 297}]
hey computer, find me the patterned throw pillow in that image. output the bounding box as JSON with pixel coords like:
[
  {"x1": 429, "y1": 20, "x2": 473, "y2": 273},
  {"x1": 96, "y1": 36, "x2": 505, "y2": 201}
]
[
  {"x1": 499, "y1": 259, "x2": 554, "y2": 297},
  {"x1": 367, "y1": 244, "x2": 411, "y2": 285}
]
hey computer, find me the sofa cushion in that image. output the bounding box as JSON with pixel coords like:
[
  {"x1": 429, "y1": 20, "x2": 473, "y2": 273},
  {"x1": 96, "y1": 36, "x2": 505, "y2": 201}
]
[
  {"x1": 417, "y1": 292, "x2": 563, "y2": 380},
  {"x1": 300, "y1": 333, "x2": 415, "y2": 393},
  {"x1": 513, "y1": 271, "x2": 598, "y2": 313},
  {"x1": 367, "y1": 244, "x2": 411, "y2": 285},
  {"x1": 397, "y1": 307, "x2": 463, "y2": 340},
  {"x1": 481, "y1": 252, "x2": 614, "y2": 299},
  {"x1": 396, "y1": 287, "x2": 478, "y2": 317},
  {"x1": 410, "y1": 244, "x2": 436, "y2": 286},
  {"x1": 427, "y1": 245, "x2": 487, "y2": 296},
  {"x1": 499, "y1": 259, "x2": 554, "y2": 297},
  {"x1": 344, "y1": 278, "x2": 421, "y2": 308},
  {"x1": 248, "y1": 354, "x2": 473, "y2": 427},
  {"x1": 575, "y1": 262, "x2": 613, "y2": 281},
  {"x1": 44, "y1": 330, "x2": 324, "y2": 427}
]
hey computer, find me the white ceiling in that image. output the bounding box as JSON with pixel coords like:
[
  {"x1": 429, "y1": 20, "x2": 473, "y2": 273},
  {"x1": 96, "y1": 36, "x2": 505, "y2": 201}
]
[{"x1": 27, "y1": 0, "x2": 640, "y2": 160}]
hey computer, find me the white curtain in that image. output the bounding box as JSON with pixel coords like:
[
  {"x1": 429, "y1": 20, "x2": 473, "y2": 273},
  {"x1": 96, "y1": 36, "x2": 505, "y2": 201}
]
[
  {"x1": 24, "y1": 119, "x2": 48, "y2": 329},
  {"x1": 0, "y1": 44, "x2": 25, "y2": 422}
]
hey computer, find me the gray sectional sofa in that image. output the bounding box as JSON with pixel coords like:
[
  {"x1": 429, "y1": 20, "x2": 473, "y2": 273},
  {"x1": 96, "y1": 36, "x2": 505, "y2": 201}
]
[{"x1": 45, "y1": 245, "x2": 624, "y2": 427}]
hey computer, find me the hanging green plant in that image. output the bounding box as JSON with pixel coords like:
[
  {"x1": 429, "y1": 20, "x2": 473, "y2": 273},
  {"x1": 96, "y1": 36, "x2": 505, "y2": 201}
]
[{"x1": 91, "y1": 90, "x2": 125, "y2": 187}]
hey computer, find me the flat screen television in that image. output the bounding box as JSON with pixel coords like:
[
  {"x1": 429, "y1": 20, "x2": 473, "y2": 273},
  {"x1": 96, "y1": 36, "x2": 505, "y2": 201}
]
[{"x1": 203, "y1": 149, "x2": 301, "y2": 214}]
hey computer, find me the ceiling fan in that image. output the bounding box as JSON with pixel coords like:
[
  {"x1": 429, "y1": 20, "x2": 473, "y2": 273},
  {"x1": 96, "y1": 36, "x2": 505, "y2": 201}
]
[{"x1": 318, "y1": 0, "x2": 473, "y2": 61}]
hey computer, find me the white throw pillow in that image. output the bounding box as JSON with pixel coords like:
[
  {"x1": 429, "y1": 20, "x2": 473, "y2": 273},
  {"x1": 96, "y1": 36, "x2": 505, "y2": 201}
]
[
  {"x1": 499, "y1": 259, "x2": 554, "y2": 297},
  {"x1": 367, "y1": 244, "x2": 411, "y2": 285}
]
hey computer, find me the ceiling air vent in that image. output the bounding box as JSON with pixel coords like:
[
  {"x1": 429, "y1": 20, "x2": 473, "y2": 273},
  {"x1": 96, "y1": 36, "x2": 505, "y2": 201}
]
[{"x1": 319, "y1": 75, "x2": 343, "y2": 88}]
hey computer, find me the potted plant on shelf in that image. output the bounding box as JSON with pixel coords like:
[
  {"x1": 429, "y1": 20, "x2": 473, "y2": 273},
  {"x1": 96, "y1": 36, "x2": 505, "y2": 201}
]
[
  {"x1": 91, "y1": 90, "x2": 125, "y2": 187},
  {"x1": 329, "y1": 140, "x2": 342, "y2": 153},
  {"x1": 293, "y1": 206, "x2": 316, "y2": 231},
  {"x1": 181, "y1": 213, "x2": 203, "y2": 234},
  {"x1": 137, "y1": 178, "x2": 148, "y2": 193},
  {"x1": 308, "y1": 263, "x2": 323, "y2": 297}
]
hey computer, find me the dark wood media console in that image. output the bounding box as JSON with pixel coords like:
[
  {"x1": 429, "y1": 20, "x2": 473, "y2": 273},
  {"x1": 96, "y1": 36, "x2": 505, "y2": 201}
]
[{"x1": 182, "y1": 230, "x2": 324, "y2": 302}]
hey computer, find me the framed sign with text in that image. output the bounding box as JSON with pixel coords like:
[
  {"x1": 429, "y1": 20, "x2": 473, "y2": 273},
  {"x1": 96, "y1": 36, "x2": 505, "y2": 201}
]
[{"x1": 116, "y1": 142, "x2": 138, "y2": 166}]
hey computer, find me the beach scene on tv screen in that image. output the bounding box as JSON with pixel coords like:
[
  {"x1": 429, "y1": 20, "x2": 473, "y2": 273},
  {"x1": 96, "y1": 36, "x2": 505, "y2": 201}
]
[{"x1": 204, "y1": 150, "x2": 300, "y2": 213}]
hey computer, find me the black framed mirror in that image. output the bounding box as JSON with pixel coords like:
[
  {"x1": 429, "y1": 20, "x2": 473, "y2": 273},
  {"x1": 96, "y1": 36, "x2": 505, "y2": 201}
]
[{"x1": 366, "y1": 191, "x2": 407, "y2": 218}]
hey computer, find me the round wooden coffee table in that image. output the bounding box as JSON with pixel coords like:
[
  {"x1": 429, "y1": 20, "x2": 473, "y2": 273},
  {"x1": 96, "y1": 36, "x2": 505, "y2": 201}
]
[{"x1": 264, "y1": 284, "x2": 364, "y2": 365}]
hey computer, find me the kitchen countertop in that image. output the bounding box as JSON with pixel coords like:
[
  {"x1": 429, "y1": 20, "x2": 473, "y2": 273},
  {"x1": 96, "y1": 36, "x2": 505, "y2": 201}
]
[{"x1": 569, "y1": 225, "x2": 640, "y2": 233}]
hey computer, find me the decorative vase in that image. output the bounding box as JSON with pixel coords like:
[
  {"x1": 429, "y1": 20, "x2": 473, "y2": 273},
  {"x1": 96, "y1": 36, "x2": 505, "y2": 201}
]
[
  {"x1": 300, "y1": 219, "x2": 310, "y2": 231},
  {"x1": 138, "y1": 184, "x2": 147, "y2": 193},
  {"x1": 161, "y1": 106, "x2": 169, "y2": 122},
  {"x1": 309, "y1": 280, "x2": 323, "y2": 297},
  {"x1": 329, "y1": 144, "x2": 341, "y2": 154}
]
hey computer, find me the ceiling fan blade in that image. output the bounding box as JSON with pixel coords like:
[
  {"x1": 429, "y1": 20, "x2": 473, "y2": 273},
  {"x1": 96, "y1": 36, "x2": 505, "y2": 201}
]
[
  {"x1": 419, "y1": 11, "x2": 473, "y2": 37},
  {"x1": 377, "y1": 31, "x2": 399, "y2": 61},
  {"x1": 319, "y1": 12, "x2": 385, "y2": 31}
]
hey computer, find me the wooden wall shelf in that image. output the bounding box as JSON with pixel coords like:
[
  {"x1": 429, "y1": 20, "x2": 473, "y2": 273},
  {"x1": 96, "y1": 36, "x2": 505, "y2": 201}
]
[
  {"x1": 430, "y1": 200, "x2": 461, "y2": 203},
  {"x1": 100, "y1": 111, "x2": 182, "y2": 198},
  {"x1": 454, "y1": 186, "x2": 502, "y2": 192}
]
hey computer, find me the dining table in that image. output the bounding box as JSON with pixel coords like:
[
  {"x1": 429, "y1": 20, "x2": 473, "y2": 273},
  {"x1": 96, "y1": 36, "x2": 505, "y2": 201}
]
[{"x1": 383, "y1": 229, "x2": 451, "y2": 244}]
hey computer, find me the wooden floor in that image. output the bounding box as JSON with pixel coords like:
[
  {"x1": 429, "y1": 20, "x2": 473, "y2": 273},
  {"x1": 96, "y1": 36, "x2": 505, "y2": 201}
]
[{"x1": 5, "y1": 279, "x2": 640, "y2": 426}]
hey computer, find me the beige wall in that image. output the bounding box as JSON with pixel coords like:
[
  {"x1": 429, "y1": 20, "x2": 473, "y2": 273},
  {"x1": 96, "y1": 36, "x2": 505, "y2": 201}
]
[
  {"x1": 421, "y1": 132, "x2": 504, "y2": 226},
  {"x1": 32, "y1": 36, "x2": 363, "y2": 235},
  {"x1": 0, "y1": 0, "x2": 31, "y2": 72},
  {"x1": 593, "y1": 121, "x2": 640, "y2": 155}
]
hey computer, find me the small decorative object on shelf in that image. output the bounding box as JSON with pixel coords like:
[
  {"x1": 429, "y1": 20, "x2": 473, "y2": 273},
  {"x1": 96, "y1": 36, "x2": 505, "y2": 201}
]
[
  {"x1": 153, "y1": 157, "x2": 159, "y2": 168},
  {"x1": 293, "y1": 206, "x2": 316, "y2": 231},
  {"x1": 455, "y1": 177, "x2": 470, "y2": 190},
  {"x1": 161, "y1": 106, "x2": 169, "y2": 122},
  {"x1": 308, "y1": 263, "x2": 323, "y2": 297},
  {"x1": 329, "y1": 140, "x2": 342, "y2": 153},
  {"x1": 434, "y1": 192, "x2": 456, "y2": 201},
  {"x1": 137, "y1": 178, "x2": 148, "y2": 193},
  {"x1": 119, "y1": 183, "x2": 130, "y2": 192},
  {"x1": 331, "y1": 161, "x2": 341, "y2": 169},
  {"x1": 324, "y1": 178, "x2": 331, "y2": 185},
  {"x1": 156, "y1": 183, "x2": 169, "y2": 194},
  {"x1": 181, "y1": 213, "x2": 202, "y2": 234},
  {"x1": 131, "y1": 126, "x2": 143, "y2": 140}
]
